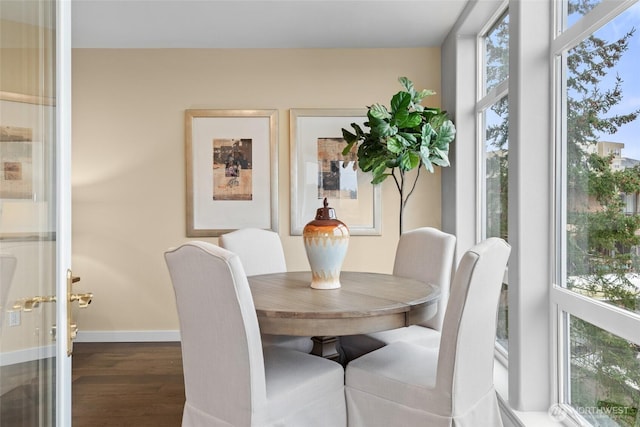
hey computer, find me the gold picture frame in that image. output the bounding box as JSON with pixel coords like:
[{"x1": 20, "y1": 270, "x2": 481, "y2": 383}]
[
  {"x1": 289, "y1": 108, "x2": 381, "y2": 236},
  {"x1": 0, "y1": 91, "x2": 55, "y2": 240},
  {"x1": 185, "y1": 109, "x2": 278, "y2": 237}
]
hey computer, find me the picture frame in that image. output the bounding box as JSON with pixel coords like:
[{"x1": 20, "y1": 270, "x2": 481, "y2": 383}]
[
  {"x1": 290, "y1": 108, "x2": 381, "y2": 235},
  {"x1": 0, "y1": 91, "x2": 55, "y2": 241},
  {"x1": 185, "y1": 109, "x2": 278, "y2": 237}
]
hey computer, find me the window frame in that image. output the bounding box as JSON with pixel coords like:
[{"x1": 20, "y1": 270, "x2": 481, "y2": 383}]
[
  {"x1": 552, "y1": 1, "x2": 640, "y2": 423},
  {"x1": 443, "y1": 0, "x2": 639, "y2": 424},
  {"x1": 477, "y1": 5, "x2": 510, "y2": 360}
]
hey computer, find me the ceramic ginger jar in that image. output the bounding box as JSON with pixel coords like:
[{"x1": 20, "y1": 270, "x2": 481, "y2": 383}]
[{"x1": 303, "y1": 198, "x2": 349, "y2": 289}]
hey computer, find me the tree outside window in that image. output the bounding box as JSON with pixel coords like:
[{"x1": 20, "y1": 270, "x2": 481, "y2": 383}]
[
  {"x1": 563, "y1": 1, "x2": 640, "y2": 424},
  {"x1": 483, "y1": 11, "x2": 509, "y2": 351}
]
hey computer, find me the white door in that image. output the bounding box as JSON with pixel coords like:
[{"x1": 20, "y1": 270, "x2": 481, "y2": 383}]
[{"x1": 0, "y1": 1, "x2": 75, "y2": 425}]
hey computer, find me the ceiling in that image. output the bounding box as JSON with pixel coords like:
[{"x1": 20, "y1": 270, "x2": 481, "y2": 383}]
[{"x1": 70, "y1": 0, "x2": 471, "y2": 49}]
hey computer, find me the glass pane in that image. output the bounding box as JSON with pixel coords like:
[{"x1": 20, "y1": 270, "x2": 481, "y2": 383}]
[
  {"x1": 564, "y1": 3, "x2": 640, "y2": 315},
  {"x1": 485, "y1": 11, "x2": 509, "y2": 94},
  {"x1": 568, "y1": 315, "x2": 640, "y2": 426},
  {"x1": 485, "y1": 96, "x2": 509, "y2": 241},
  {"x1": 0, "y1": 1, "x2": 57, "y2": 425},
  {"x1": 566, "y1": 0, "x2": 604, "y2": 29},
  {"x1": 485, "y1": 96, "x2": 509, "y2": 350}
]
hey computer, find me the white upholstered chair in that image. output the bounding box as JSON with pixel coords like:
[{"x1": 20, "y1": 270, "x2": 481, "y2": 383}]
[
  {"x1": 345, "y1": 237, "x2": 511, "y2": 427},
  {"x1": 218, "y1": 228, "x2": 313, "y2": 353},
  {"x1": 340, "y1": 227, "x2": 456, "y2": 360},
  {"x1": 165, "y1": 241, "x2": 346, "y2": 427},
  {"x1": 218, "y1": 228, "x2": 286, "y2": 277},
  {"x1": 1, "y1": 254, "x2": 17, "y2": 332}
]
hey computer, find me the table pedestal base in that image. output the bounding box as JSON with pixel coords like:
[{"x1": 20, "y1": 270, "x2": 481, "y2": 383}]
[{"x1": 311, "y1": 336, "x2": 340, "y2": 362}]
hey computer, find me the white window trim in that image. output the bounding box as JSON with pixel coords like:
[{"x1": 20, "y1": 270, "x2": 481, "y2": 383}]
[
  {"x1": 443, "y1": 0, "x2": 553, "y2": 423},
  {"x1": 444, "y1": 1, "x2": 640, "y2": 425},
  {"x1": 476, "y1": 5, "x2": 510, "y2": 360},
  {"x1": 552, "y1": 1, "x2": 640, "y2": 426}
]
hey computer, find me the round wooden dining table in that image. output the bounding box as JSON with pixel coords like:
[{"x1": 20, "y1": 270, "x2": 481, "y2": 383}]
[{"x1": 247, "y1": 271, "x2": 440, "y2": 361}]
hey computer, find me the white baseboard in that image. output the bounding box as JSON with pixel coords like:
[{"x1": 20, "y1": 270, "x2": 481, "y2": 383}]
[
  {"x1": 0, "y1": 331, "x2": 179, "y2": 366},
  {"x1": 0, "y1": 344, "x2": 56, "y2": 366},
  {"x1": 75, "y1": 330, "x2": 181, "y2": 343}
]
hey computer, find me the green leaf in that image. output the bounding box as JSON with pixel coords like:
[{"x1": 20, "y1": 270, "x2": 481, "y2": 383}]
[
  {"x1": 386, "y1": 158, "x2": 399, "y2": 168},
  {"x1": 420, "y1": 144, "x2": 432, "y2": 165},
  {"x1": 399, "y1": 151, "x2": 420, "y2": 171},
  {"x1": 392, "y1": 109, "x2": 409, "y2": 126},
  {"x1": 430, "y1": 147, "x2": 450, "y2": 167},
  {"x1": 422, "y1": 108, "x2": 441, "y2": 123},
  {"x1": 375, "y1": 121, "x2": 396, "y2": 138},
  {"x1": 342, "y1": 141, "x2": 356, "y2": 156},
  {"x1": 372, "y1": 161, "x2": 388, "y2": 177},
  {"x1": 341, "y1": 128, "x2": 357, "y2": 144},
  {"x1": 434, "y1": 120, "x2": 456, "y2": 148},
  {"x1": 358, "y1": 155, "x2": 375, "y2": 172},
  {"x1": 387, "y1": 137, "x2": 404, "y2": 154},
  {"x1": 369, "y1": 103, "x2": 391, "y2": 120},
  {"x1": 398, "y1": 77, "x2": 414, "y2": 93},
  {"x1": 409, "y1": 151, "x2": 420, "y2": 167},
  {"x1": 421, "y1": 123, "x2": 435, "y2": 143},
  {"x1": 397, "y1": 111, "x2": 422, "y2": 128},
  {"x1": 431, "y1": 156, "x2": 450, "y2": 167},
  {"x1": 432, "y1": 147, "x2": 449, "y2": 159},
  {"x1": 417, "y1": 89, "x2": 436, "y2": 99},
  {"x1": 422, "y1": 156, "x2": 435, "y2": 173},
  {"x1": 350, "y1": 123, "x2": 365, "y2": 138},
  {"x1": 371, "y1": 173, "x2": 390, "y2": 184},
  {"x1": 397, "y1": 132, "x2": 417, "y2": 145},
  {"x1": 390, "y1": 91, "x2": 411, "y2": 113}
]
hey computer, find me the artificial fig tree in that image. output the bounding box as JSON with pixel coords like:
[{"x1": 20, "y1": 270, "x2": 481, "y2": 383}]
[{"x1": 342, "y1": 77, "x2": 456, "y2": 235}]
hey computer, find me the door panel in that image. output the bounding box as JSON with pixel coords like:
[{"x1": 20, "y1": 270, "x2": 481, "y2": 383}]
[{"x1": 0, "y1": 0, "x2": 72, "y2": 425}]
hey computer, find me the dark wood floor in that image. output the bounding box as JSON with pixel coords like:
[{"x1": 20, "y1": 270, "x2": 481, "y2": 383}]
[
  {"x1": 72, "y1": 342, "x2": 185, "y2": 427},
  {"x1": 0, "y1": 358, "x2": 54, "y2": 427}
]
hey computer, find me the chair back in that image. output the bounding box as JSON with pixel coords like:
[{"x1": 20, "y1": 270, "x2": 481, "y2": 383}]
[
  {"x1": 219, "y1": 228, "x2": 286, "y2": 276},
  {"x1": 165, "y1": 242, "x2": 266, "y2": 426},
  {"x1": 1, "y1": 254, "x2": 17, "y2": 331},
  {"x1": 436, "y1": 238, "x2": 510, "y2": 413},
  {"x1": 392, "y1": 227, "x2": 456, "y2": 330}
]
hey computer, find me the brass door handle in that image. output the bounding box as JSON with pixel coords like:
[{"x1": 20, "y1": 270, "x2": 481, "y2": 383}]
[
  {"x1": 66, "y1": 270, "x2": 87, "y2": 356},
  {"x1": 20, "y1": 295, "x2": 56, "y2": 311},
  {"x1": 16, "y1": 271, "x2": 93, "y2": 356},
  {"x1": 16, "y1": 293, "x2": 92, "y2": 311},
  {"x1": 70, "y1": 293, "x2": 93, "y2": 308}
]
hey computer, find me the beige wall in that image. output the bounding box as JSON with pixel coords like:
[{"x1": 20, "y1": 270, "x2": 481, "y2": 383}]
[
  {"x1": 0, "y1": 19, "x2": 54, "y2": 98},
  {"x1": 71, "y1": 48, "x2": 443, "y2": 333},
  {"x1": 1, "y1": 19, "x2": 56, "y2": 355}
]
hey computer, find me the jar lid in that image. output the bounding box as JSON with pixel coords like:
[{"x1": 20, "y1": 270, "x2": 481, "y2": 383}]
[{"x1": 315, "y1": 198, "x2": 337, "y2": 220}]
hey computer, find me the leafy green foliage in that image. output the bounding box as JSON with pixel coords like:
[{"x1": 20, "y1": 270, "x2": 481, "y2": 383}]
[
  {"x1": 341, "y1": 77, "x2": 456, "y2": 234},
  {"x1": 342, "y1": 77, "x2": 454, "y2": 182}
]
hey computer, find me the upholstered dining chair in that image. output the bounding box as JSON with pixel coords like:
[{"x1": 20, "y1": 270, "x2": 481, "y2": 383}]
[
  {"x1": 218, "y1": 228, "x2": 313, "y2": 353},
  {"x1": 340, "y1": 227, "x2": 456, "y2": 360},
  {"x1": 165, "y1": 241, "x2": 346, "y2": 427},
  {"x1": 1, "y1": 254, "x2": 17, "y2": 332},
  {"x1": 345, "y1": 237, "x2": 511, "y2": 427},
  {"x1": 218, "y1": 228, "x2": 287, "y2": 276}
]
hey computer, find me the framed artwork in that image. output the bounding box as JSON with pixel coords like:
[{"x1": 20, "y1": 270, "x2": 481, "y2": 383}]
[
  {"x1": 0, "y1": 91, "x2": 55, "y2": 240},
  {"x1": 185, "y1": 109, "x2": 278, "y2": 237},
  {"x1": 290, "y1": 108, "x2": 381, "y2": 235},
  {"x1": 0, "y1": 125, "x2": 33, "y2": 200}
]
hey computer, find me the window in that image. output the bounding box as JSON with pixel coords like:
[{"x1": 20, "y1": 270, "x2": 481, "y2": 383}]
[
  {"x1": 443, "y1": 0, "x2": 639, "y2": 422},
  {"x1": 565, "y1": 0, "x2": 604, "y2": 28},
  {"x1": 555, "y1": 1, "x2": 640, "y2": 425},
  {"x1": 479, "y1": 10, "x2": 510, "y2": 352}
]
